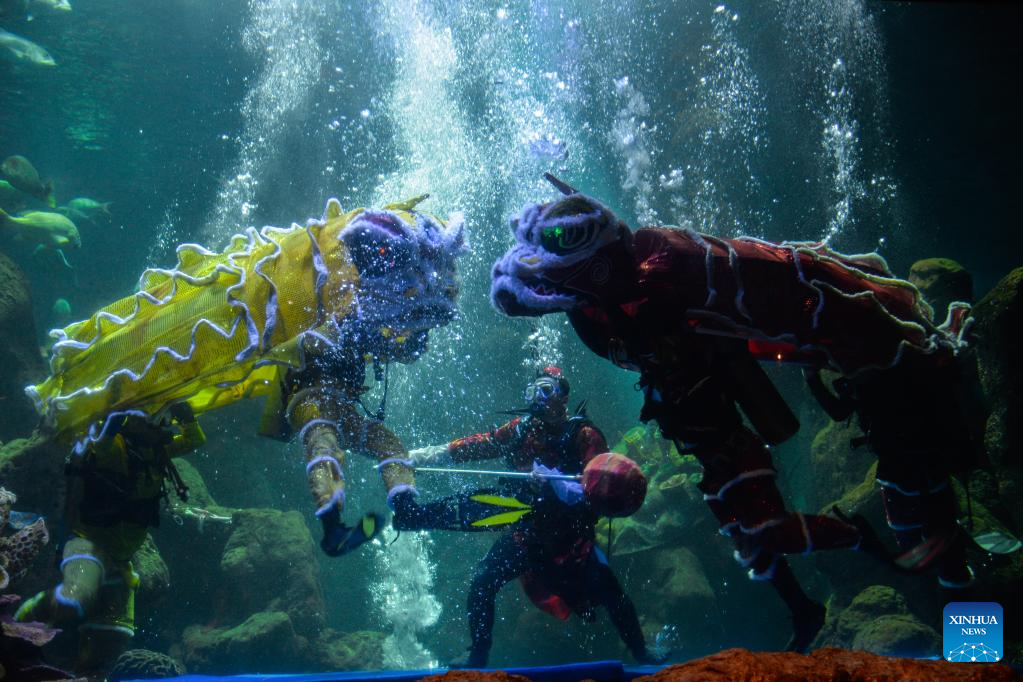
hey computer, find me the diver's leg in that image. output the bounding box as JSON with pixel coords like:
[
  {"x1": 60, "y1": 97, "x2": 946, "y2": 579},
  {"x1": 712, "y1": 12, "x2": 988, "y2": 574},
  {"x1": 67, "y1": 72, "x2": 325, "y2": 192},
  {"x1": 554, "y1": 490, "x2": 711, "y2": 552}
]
[
  {"x1": 288, "y1": 388, "x2": 352, "y2": 556},
  {"x1": 878, "y1": 451, "x2": 972, "y2": 585},
  {"x1": 289, "y1": 389, "x2": 348, "y2": 517},
  {"x1": 17, "y1": 536, "x2": 107, "y2": 624},
  {"x1": 76, "y1": 559, "x2": 138, "y2": 677},
  {"x1": 392, "y1": 493, "x2": 459, "y2": 531},
  {"x1": 700, "y1": 430, "x2": 827, "y2": 653},
  {"x1": 456, "y1": 534, "x2": 529, "y2": 668},
  {"x1": 361, "y1": 418, "x2": 418, "y2": 508},
  {"x1": 584, "y1": 553, "x2": 661, "y2": 663},
  {"x1": 761, "y1": 555, "x2": 825, "y2": 653}
]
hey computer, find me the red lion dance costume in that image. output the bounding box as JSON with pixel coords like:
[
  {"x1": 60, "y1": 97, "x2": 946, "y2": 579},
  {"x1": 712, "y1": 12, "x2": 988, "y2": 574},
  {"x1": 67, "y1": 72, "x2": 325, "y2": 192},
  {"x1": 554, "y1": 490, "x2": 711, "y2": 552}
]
[{"x1": 490, "y1": 182, "x2": 976, "y2": 651}]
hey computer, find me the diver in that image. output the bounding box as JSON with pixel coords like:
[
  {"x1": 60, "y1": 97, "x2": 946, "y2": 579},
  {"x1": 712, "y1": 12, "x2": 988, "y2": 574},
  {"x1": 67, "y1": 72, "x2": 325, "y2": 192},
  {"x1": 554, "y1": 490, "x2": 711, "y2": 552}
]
[
  {"x1": 16, "y1": 403, "x2": 203, "y2": 677},
  {"x1": 804, "y1": 356, "x2": 979, "y2": 590},
  {"x1": 393, "y1": 367, "x2": 665, "y2": 668},
  {"x1": 265, "y1": 319, "x2": 439, "y2": 559},
  {"x1": 488, "y1": 181, "x2": 900, "y2": 653}
]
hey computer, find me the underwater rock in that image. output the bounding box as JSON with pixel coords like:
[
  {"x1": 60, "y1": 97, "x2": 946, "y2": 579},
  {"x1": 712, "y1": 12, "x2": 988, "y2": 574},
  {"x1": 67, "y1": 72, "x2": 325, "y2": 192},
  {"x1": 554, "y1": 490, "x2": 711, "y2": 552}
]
[
  {"x1": 973, "y1": 267, "x2": 1023, "y2": 528},
  {"x1": 630, "y1": 546, "x2": 715, "y2": 621},
  {"x1": 309, "y1": 628, "x2": 385, "y2": 671},
  {"x1": 634, "y1": 647, "x2": 1018, "y2": 681},
  {"x1": 849, "y1": 615, "x2": 940, "y2": 658},
  {"x1": 108, "y1": 648, "x2": 186, "y2": 681},
  {"x1": 908, "y1": 257, "x2": 974, "y2": 319},
  {"x1": 421, "y1": 672, "x2": 530, "y2": 682},
  {"x1": 0, "y1": 251, "x2": 45, "y2": 442},
  {"x1": 218, "y1": 508, "x2": 326, "y2": 637},
  {"x1": 814, "y1": 585, "x2": 940, "y2": 658},
  {"x1": 808, "y1": 419, "x2": 873, "y2": 510},
  {"x1": 0, "y1": 434, "x2": 66, "y2": 516},
  {"x1": 630, "y1": 546, "x2": 717, "y2": 654},
  {"x1": 829, "y1": 585, "x2": 908, "y2": 643},
  {"x1": 181, "y1": 610, "x2": 306, "y2": 675},
  {"x1": 132, "y1": 534, "x2": 170, "y2": 608}
]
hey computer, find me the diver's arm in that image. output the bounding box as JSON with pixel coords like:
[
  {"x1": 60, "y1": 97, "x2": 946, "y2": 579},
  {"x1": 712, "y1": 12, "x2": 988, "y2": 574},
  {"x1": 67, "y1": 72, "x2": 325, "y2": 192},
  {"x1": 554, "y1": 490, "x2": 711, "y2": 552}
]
[
  {"x1": 167, "y1": 403, "x2": 206, "y2": 456},
  {"x1": 576, "y1": 424, "x2": 609, "y2": 466},
  {"x1": 446, "y1": 419, "x2": 520, "y2": 463}
]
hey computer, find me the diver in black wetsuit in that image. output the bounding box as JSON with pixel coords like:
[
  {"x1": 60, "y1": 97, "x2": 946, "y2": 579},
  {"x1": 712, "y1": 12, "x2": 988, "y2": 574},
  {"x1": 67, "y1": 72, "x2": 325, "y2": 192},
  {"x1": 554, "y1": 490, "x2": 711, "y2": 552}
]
[{"x1": 392, "y1": 368, "x2": 664, "y2": 668}]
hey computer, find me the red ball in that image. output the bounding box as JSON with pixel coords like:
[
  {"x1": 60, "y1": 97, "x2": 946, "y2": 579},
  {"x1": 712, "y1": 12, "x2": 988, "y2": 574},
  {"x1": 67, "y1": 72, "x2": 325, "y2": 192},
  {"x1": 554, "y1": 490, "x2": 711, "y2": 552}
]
[{"x1": 582, "y1": 452, "x2": 647, "y2": 517}]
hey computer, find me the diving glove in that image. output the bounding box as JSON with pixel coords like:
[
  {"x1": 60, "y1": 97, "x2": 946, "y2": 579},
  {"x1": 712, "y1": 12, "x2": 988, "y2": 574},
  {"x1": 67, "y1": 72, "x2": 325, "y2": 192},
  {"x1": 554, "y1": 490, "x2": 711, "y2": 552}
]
[{"x1": 319, "y1": 512, "x2": 382, "y2": 557}]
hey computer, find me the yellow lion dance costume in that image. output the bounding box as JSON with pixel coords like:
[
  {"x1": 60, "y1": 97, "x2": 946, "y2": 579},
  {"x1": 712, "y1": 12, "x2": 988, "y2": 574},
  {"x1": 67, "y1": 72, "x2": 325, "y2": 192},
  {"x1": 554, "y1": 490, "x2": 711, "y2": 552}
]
[{"x1": 29, "y1": 195, "x2": 465, "y2": 546}]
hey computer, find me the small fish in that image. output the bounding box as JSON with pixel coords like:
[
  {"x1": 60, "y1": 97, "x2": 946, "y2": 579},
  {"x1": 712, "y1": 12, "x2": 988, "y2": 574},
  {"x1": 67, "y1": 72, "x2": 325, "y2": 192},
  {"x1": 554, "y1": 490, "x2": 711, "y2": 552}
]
[
  {"x1": 527, "y1": 133, "x2": 569, "y2": 161},
  {"x1": 57, "y1": 205, "x2": 89, "y2": 223},
  {"x1": 52, "y1": 297, "x2": 71, "y2": 320},
  {"x1": 0, "y1": 208, "x2": 80, "y2": 250},
  {"x1": 67, "y1": 196, "x2": 112, "y2": 217},
  {"x1": 0, "y1": 28, "x2": 56, "y2": 67},
  {"x1": 29, "y1": 0, "x2": 71, "y2": 12},
  {"x1": 1, "y1": 155, "x2": 55, "y2": 207}
]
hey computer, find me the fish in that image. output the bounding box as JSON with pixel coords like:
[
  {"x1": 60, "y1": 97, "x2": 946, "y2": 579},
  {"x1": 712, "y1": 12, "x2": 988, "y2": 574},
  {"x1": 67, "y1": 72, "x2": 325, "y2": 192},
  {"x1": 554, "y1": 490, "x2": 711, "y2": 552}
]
[
  {"x1": 67, "y1": 196, "x2": 112, "y2": 216},
  {"x1": 29, "y1": 0, "x2": 71, "y2": 12},
  {"x1": 52, "y1": 297, "x2": 71, "y2": 320},
  {"x1": 0, "y1": 208, "x2": 80, "y2": 251},
  {"x1": 0, "y1": 28, "x2": 56, "y2": 67},
  {"x1": 0, "y1": 155, "x2": 55, "y2": 207}
]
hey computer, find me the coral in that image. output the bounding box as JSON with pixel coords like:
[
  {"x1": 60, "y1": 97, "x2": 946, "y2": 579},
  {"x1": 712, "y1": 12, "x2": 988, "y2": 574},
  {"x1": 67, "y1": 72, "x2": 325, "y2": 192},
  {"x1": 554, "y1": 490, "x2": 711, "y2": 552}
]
[
  {"x1": 0, "y1": 593, "x2": 70, "y2": 682},
  {"x1": 908, "y1": 257, "x2": 974, "y2": 319},
  {"x1": 0, "y1": 251, "x2": 45, "y2": 442},
  {"x1": 0, "y1": 487, "x2": 49, "y2": 591},
  {"x1": 181, "y1": 610, "x2": 305, "y2": 675},
  {"x1": 108, "y1": 648, "x2": 186, "y2": 681},
  {"x1": 635, "y1": 647, "x2": 1017, "y2": 681},
  {"x1": 602, "y1": 426, "x2": 707, "y2": 556}
]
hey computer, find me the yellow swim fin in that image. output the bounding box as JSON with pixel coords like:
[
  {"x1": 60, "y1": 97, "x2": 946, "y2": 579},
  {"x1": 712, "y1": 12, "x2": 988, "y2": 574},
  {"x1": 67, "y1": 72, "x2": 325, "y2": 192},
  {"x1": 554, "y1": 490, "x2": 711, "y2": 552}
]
[
  {"x1": 468, "y1": 494, "x2": 531, "y2": 510},
  {"x1": 470, "y1": 508, "x2": 532, "y2": 528}
]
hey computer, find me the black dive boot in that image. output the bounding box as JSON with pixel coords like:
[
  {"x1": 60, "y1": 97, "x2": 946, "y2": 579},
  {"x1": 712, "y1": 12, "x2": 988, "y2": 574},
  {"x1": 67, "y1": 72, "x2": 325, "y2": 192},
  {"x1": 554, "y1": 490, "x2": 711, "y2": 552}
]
[
  {"x1": 320, "y1": 510, "x2": 382, "y2": 557},
  {"x1": 785, "y1": 600, "x2": 826, "y2": 653},
  {"x1": 770, "y1": 558, "x2": 826, "y2": 653},
  {"x1": 391, "y1": 490, "x2": 458, "y2": 531},
  {"x1": 448, "y1": 644, "x2": 489, "y2": 669}
]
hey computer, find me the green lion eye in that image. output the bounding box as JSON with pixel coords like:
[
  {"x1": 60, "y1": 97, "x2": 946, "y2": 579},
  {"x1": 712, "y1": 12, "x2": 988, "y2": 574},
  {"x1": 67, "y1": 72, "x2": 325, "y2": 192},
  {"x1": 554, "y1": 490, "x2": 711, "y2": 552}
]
[{"x1": 541, "y1": 225, "x2": 570, "y2": 253}]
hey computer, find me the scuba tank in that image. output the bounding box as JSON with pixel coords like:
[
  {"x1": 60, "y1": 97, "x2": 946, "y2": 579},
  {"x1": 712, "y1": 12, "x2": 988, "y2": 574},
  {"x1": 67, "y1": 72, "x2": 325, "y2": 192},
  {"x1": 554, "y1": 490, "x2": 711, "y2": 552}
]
[{"x1": 721, "y1": 348, "x2": 800, "y2": 446}]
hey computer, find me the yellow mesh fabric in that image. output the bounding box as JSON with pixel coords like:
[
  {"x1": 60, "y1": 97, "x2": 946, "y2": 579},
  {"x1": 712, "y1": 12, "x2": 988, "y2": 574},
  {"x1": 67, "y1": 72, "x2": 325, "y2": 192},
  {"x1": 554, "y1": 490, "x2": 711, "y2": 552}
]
[{"x1": 28, "y1": 198, "x2": 395, "y2": 446}]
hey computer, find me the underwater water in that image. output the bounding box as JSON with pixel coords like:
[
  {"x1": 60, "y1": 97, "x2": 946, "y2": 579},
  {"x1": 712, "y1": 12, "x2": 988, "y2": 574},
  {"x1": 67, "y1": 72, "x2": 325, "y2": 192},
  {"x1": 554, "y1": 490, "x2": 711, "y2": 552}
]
[{"x1": 1, "y1": 0, "x2": 1022, "y2": 678}]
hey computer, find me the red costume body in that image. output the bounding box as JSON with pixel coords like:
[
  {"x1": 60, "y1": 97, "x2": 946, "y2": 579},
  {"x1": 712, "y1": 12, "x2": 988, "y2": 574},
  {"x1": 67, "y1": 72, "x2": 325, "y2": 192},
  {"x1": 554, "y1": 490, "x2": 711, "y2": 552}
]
[{"x1": 490, "y1": 192, "x2": 975, "y2": 647}]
